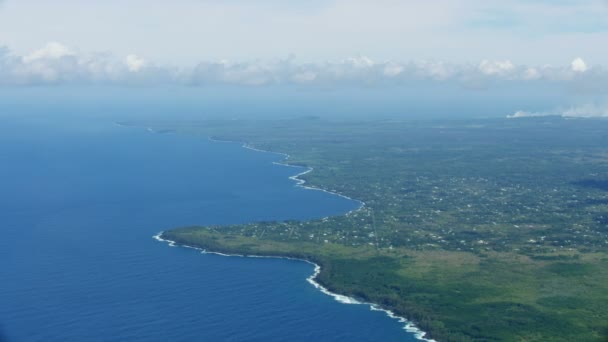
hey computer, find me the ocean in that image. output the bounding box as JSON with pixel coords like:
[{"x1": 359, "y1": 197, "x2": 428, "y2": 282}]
[{"x1": 0, "y1": 116, "x2": 420, "y2": 341}]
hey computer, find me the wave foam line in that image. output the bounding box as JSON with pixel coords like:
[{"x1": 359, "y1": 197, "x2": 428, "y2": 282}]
[
  {"x1": 154, "y1": 232, "x2": 435, "y2": 341},
  {"x1": 156, "y1": 134, "x2": 429, "y2": 339},
  {"x1": 138, "y1": 130, "x2": 363, "y2": 214},
  {"x1": 208, "y1": 137, "x2": 365, "y2": 215}
]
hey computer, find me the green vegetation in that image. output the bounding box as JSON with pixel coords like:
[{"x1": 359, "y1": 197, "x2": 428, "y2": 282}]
[{"x1": 130, "y1": 117, "x2": 608, "y2": 341}]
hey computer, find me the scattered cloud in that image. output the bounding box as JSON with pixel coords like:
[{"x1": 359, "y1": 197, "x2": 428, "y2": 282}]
[
  {"x1": 507, "y1": 110, "x2": 555, "y2": 119},
  {"x1": 1, "y1": 43, "x2": 608, "y2": 89},
  {"x1": 571, "y1": 57, "x2": 588, "y2": 72},
  {"x1": 126, "y1": 54, "x2": 146, "y2": 72},
  {"x1": 23, "y1": 42, "x2": 73, "y2": 62},
  {"x1": 478, "y1": 60, "x2": 515, "y2": 76},
  {"x1": 561, "y1": 103, "x2": 608, "y2": 117},
  {"x1": 508, "y1": 104, "x2": 608, "y2": 118}
]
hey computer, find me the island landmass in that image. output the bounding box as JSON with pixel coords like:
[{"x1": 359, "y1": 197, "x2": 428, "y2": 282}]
[{"x1": 127, "y1": 117, "x2": 608, "y2": 342}]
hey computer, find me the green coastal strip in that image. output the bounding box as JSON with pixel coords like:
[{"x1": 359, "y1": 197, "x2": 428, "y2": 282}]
[{"x1": 134, "y1": 117, "x2": 608, "y2": 342}]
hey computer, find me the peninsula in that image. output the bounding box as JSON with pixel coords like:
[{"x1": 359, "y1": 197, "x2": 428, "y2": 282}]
[{"x1": 132, "y1": 117, "x2": 608, "y2": 341}]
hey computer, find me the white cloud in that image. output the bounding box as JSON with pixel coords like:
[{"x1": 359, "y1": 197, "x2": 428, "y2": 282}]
[
  {"x1": 125, "y1": 54, "x2": 146, "y2": 72},
  {"x1": 523, "y1": 67, "x2": 541, "y2": 80},
  {"x1": 508, "y1": 104, "x2": 608, "y2": 119},
  {"x1": 383, "y1": 62, "x2": 404, "y2": 77},
  {"x1": 344, "y1": 56, "x2": 375, "y2": 68},
  {"x1": 1, "y1": 43, "x2": 607, "y2": 88},
  {"x1": 22, "y1": 42, "x2": 73, "y2": 62},
  {"x1": 571, "y1": 57, "x2": 588, "y2": 72},
  {"x1": 418, "y1": 61, "x2": 455, "y2": 81},
  {"x1": 507, "y1": 110, "x2": 554, "y2": 119},
  {"x1": 0, "y1": 43, "x2": 172, "y2": 85},
  {"x1": 478, "y1": 60, "x2": 515, "y2": 76},
  {"x1": 292, "y1": 70, "x2": 317, "y2": 83},
  {"x1": 562, "y1": 104, "x2": 608, "y2": 117}
]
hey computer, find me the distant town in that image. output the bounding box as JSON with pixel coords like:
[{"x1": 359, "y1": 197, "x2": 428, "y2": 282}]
[{"x1": 134, "y1": 116, "x2": 608, "y2": 341}]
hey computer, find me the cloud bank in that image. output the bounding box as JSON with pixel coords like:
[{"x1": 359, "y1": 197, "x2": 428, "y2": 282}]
[{"x1": 0, "y1": 43, "x2": 607, "y2": 89}]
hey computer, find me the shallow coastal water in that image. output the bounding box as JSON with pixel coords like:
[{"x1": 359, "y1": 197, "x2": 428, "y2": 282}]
[{"x1": 0, "y1": 117, "x2": 420, "y2": 341}]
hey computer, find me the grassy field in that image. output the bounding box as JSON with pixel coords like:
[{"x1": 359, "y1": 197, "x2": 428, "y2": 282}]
[{"x1": 130, "y1": 117, "x2": 608, "y2": 341}]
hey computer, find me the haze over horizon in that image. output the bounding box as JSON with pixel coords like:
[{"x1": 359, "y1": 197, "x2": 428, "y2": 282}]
[{"x1": 1, "y1": 0, "x2": 607, "y2": 118}]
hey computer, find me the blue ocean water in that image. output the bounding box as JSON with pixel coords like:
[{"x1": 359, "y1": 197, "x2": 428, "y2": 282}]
[{"x1": 0, "y1": 117, "x2": 419, "y2": 341}]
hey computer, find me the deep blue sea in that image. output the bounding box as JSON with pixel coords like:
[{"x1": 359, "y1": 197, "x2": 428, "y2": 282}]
[{"x1": 0, "y1": 116, "x2": 419, "y2": 341}]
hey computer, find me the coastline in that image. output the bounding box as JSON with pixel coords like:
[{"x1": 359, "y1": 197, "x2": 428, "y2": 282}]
[
  {"x1": 207, "y1": 136, "x2": 366, "y2": 216},
  {"x1": 153, "y1": 232, "x2": 436, "y2": 342},
  {"x1": 147, "y1": 128, "x2": 435, "y2": 341},
  {"x1": 119, "y1": 119, "x2": 608, "y2": 341},
  {"x1": 120, "y1": 123, "x2": 364, "y2": 211}
]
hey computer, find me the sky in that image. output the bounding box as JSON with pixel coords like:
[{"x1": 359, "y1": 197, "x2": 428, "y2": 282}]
[
  {"x1": 1, "y1": 0, "x2": 608, "y2": 65},
  {"x1": 0, "y1": 0, "x2": 607, "y2": 117}
]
